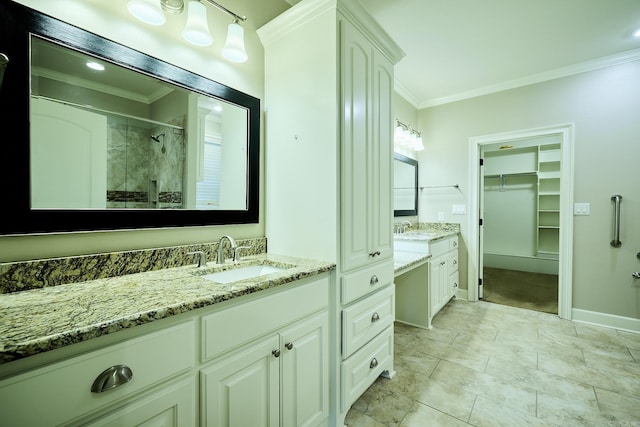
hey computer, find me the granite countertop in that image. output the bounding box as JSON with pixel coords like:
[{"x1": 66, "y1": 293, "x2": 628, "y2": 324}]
[{"x1": 0, "y1": 254, "x2": 335, "y2": 364}]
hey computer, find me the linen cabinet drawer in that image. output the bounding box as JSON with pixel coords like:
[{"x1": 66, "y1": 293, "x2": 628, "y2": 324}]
[
  {"x1": 0, "y1": 321, "x2": 195, "y2": 427},
  {"x1": 202, "y1": 274, "x2": 329, "y2": 362},
  {"x1": 342, "y1": 285, "x2": 394, "y2": 358},
  {"x1": 340, "y1": 325, "x2": 393, "y2": 411},
  {"x1": 341, "y1": 259, "x2": 394, "y2": 304}
]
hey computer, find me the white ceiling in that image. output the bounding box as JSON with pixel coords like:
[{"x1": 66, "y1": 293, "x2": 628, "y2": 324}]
[{"x1": 357, "y1": 0, "x2": 640, "y2": 108}]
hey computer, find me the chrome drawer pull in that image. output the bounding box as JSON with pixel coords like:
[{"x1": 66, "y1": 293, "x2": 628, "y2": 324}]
[
  {"x1": 272, "y1": 349, "x2": 281, "y2": 358},
  {"x1": 370, "y1": 275, "x2": 379, "y2": 285},
  {"x1": 285, "y1": 342, "x2": 294, "y2": 350},
  {"x1": 91, "y1": 365, "x2": 133, "y2": 393},
  {"x1": 452, "y1": 260, "x2": 457, "y2": 265},
  {"x1": 371, "y1": 312, "x2": 380, "y2": 322},
  {"x1": 369, "y1": 358, "x2": 378, "y2": 369}
]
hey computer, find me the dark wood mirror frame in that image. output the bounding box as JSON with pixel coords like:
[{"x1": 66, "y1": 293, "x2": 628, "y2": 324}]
[
  {"x1": 0, "y1": 2, "x2": 260, "y2": 235},
  {"x1": 393, "y1": 152, "x2": 418, "y2": 217}
]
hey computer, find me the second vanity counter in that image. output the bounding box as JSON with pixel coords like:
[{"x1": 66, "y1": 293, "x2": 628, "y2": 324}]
[
  {"x1": 0, "y1": 253, "x2": 335, "y2": 365},
  {"x1": 393, "y1": 228, "x2": 459, "y2": 276}
]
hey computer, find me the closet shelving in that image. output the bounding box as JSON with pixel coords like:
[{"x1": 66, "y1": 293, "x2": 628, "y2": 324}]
[{"x1": 537, "y1": 144, "x2": 561, "y2": 259}]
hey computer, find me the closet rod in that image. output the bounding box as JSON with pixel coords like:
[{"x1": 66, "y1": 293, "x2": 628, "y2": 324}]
[
  {"x1": 420, "y1": 184, "x2": 459, "y2": 190},
  {"x1": 484, "y1": 172, "x2": 538, "y2": 178}
]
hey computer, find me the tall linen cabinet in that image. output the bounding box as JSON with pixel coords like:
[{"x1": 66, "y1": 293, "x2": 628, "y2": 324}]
[{"x1": 258, "y1": 0, "x2": 404, "y2": 425}]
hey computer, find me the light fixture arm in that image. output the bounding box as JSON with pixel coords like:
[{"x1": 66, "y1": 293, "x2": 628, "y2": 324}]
[
  {"x1": 201, "y1": 0, "x2": 246, "y2": 22},
  {"x1": 395, "y1": 118, "x2": 420, "y2": 138}
]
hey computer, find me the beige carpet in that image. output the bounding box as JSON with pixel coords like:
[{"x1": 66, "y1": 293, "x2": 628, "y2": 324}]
[{"x1": 482, "y1": 267, "x2": 558, "y2": 314}]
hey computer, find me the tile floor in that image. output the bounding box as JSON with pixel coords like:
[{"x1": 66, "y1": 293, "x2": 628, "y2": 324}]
[{"x1": 345, "y1": 299, "x2": 640, "y2": 426}]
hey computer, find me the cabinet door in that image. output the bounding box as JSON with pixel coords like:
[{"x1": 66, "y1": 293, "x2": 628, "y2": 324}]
[
  {"x1": 281, "y1": 312, "x2": 329, "y2": 427},
  {"x1": 86, "y1": 377, "x2": 196, "y2": 427},
  {"x1": 429, "y1": 255, "x2": 448, "y2": 316},
  {"x1": 341, "y1": 18, "x2": 374, "y2": 272},
  {"x1": 200, "y1": 335, "x2": 280, "y2": 427},
  {"x1": 370, "y1": 46, "x2": 394, "y2": 266},
  {"x1": 340, "y1": 18, "x2": 394, "y2": 272}
]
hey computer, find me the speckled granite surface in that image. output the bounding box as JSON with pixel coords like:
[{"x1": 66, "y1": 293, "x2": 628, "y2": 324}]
[
  {"x1": 393, "y1": 222, "x2": 460, "y2": 243},
  {"x1": 0, "y1": 252, "x2": 335, "y2": 364},
  {"x1": 0, "y1": 238, "x2": 267, "y2": 294}
]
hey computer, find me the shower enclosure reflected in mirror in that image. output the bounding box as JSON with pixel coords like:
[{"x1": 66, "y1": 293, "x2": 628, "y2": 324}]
[
  {"x1": 30, "y1": 36, "x2": 248, "y2": 211},
  {"x1": 0, "y1": 1, "x2": 259, "y2": 234},
  {"x1": 393, "y1": 153, "x2": 418, "y2": 216}
]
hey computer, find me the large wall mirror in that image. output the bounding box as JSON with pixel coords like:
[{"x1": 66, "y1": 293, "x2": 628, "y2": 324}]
[
  {"x1": 0, "y1": 2, "x2": 259, "y2": 234},
  {"x1": 394, "y1": 153, "x2": 418, "y2": 216}
]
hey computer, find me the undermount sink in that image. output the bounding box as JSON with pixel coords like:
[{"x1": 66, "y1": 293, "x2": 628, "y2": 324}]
[
  {"x1": 394, "y1": 239, "x2": 429, "y2": 254},
  {"x1": 199, "y1": 264, "x2": 287, "y2": 284}
]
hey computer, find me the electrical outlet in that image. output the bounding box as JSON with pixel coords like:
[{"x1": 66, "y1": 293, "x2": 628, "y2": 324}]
[
  {"x1": 574, "y1": 203, "x2": 590, "y2": 215},
  {"x1": 438, "y1": 212, "x2": 445, "y2": 221}
]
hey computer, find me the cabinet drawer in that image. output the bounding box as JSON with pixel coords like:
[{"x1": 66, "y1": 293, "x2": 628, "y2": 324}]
[
  {"x1": 0, "y1": 321, "x2": 195, "y2": 427},
  {"x1": 341, "y1": 260, "x2": 393, "y2": 305},
  {"x1": 449, "y1": 271, "x2": 459, "y2": 293},
  {"x1": 342, "y1": 285, "x2": 394, "y2": 358},
  {"x1": 202, "y1": 274, "x2": 329, "y2": 362},
  {"x1": 341, "y1": 325, "x2": 393, "y2": 411},
  {"x1": 448, "y1": 253, "x2": 459, "y2": 275},
  {"x1": 449, "y1": 236, "x2": 459, "y2": 251},
  {"x1": 429, "y1": 238, "x2": 449, "y2": 257}
]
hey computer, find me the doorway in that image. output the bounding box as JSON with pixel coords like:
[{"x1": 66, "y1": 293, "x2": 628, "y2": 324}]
[
  {"x1": 481, "y1": 137, "x2": 560, "y2": 314},
  {"x1": 467, "y1": 124, "x2": 574, "y2": 319}
]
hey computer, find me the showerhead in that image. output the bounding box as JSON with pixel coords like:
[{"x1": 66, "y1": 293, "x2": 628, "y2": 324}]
[{"x1": 150, "y1": 133, "x2": 165, "y2": 142}]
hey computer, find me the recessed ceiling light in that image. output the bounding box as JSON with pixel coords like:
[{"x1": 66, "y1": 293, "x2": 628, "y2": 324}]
[
  {"x1": 634, "y1": 28, "x2": 640, "y2": 38},
  {"x1": 86, "y1": 61, "x2": 105, "y2": 71}
]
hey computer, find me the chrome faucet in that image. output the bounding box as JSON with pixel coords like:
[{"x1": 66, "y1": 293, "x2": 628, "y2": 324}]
[
  {"x1": 187, "y1": 250, "x2": 207, "y2": 268},
  {"x1": 399, "y1": 220, "x2": 413, "y2": 234},
  {"x1": 216, "y1": 235, "x2": 237, "y2": 264}
]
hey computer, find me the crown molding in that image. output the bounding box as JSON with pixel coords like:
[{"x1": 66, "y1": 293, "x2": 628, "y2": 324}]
[{"x1": 417, "y1": 47, "x2": 640, "y2": 109}]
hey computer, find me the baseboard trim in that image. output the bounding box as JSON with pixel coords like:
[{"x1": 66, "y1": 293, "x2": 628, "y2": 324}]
[
  {"x1": 455, "y1": 289, "x2": 468, "y2": 301},
  {"x1": 572, "y1": 308, "x2": 640, "y2": 334}
]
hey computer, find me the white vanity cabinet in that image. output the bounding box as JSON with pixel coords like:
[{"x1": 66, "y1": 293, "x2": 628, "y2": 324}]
[
  {"x1": 200, "y1": 274, "x2": 329, "y2": 427},
  {"x1": 429, "y1": 235, "x2": 459, "y2": 318},
  {"x1": 0, "y1": 273, "x2": 330, "y2": 427}
]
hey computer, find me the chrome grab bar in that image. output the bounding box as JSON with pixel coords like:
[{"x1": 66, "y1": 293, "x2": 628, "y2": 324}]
[{"x1": 610, "y1": 194, "x2": 622, "y2": 248}]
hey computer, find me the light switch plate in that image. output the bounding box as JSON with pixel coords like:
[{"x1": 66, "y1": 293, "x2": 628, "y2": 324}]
[
  {"x1": 438, "y1": 212, "x2": 445, "y2": 221},
  {"x1": 574, "y1": 203, "x2": 590, "y2": 215},
  {"x1": 452, "y1": 204, "x2": 466, "y2": 215}
]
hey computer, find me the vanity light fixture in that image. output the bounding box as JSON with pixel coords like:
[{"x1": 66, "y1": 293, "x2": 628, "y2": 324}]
[
  {"x1": 394, "y1": 119, "x2": 424, "y2": 151},
  {"x1": 127, "y1": 0, "x2": 166, "y2": 26},
  {"x1": 127, "y1": 0, "x2": 248, "y2": 62},
  {"x1": 182, "y1": 0, "x2": 213, "y2": 46},
  {"x1": 86, "y1": 61, "x2": 105, "y2": 71}
]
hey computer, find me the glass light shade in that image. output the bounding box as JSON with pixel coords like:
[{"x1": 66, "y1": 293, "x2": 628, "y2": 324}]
[
  {"x1": 222, "y1": 22, "x2": 248, "y2": 63},
  {"x1": 414, "y1": 136, "x2": 425, "y2": 151},
  {"x1": 182, "y1": 1, "x2": 213, "y2": 46},
  {"x1": 127, "y1": 0, "x2": 166, "y2": 26}
]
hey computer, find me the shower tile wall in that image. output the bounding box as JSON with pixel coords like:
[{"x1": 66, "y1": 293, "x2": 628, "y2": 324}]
[{"x1": 106, "y1": 116, "x2": 185, "y2": 209}]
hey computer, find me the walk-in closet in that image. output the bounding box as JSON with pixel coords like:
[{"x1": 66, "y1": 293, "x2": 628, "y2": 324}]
[{"x1": 481, "y1": 135, "x2": 561, "y2": 313}]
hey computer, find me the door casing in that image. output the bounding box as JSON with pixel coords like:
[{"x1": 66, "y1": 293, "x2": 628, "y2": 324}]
[{"x1": 467, "y1": 124, "x2": 575, "y2": 319}]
